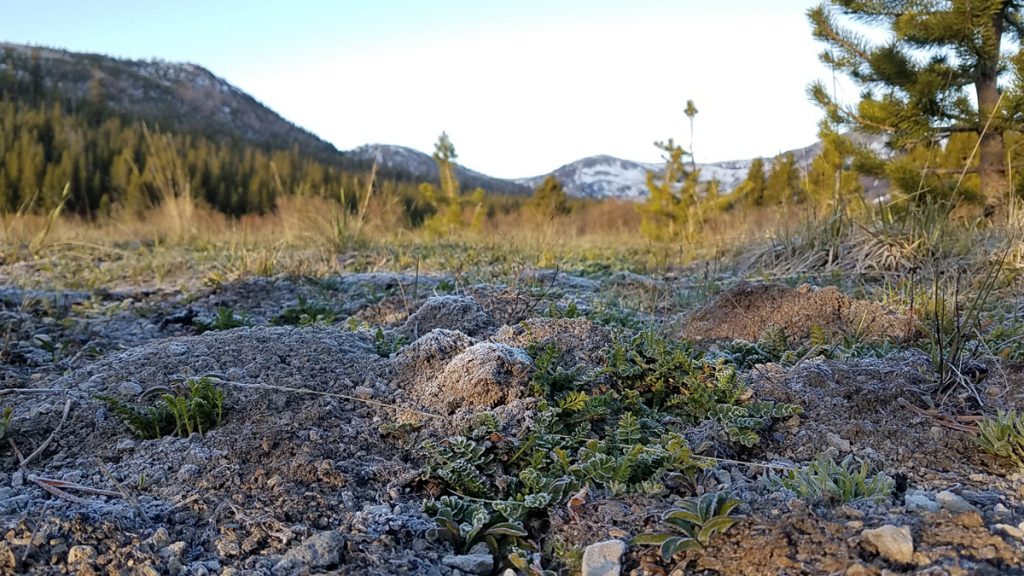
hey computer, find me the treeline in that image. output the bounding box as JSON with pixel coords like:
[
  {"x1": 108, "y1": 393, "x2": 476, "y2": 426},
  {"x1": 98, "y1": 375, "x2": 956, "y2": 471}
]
[{"x1": 0, "y1": 97, "x2": 430, "y2": 217}]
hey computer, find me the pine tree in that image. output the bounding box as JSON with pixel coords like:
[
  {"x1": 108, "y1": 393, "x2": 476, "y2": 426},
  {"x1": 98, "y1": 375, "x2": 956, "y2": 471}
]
[
  {"x1": 529, "y1": 175, "x2": 570, "y2": 220},
  {"x1": 805, "y1": 126, "x2": 863, "y2": 207},
  {"x1": 808, "y1": 1, "x2": 1024, "y2": 213},
  {"x1": 764, "y1": 152, "x2": 805, "y2": 205},
  {"x1": 638, "y1": 139, "x2": 689, "y2": 242},
  {"x1": 735, "y1": 157, "x2": 768, "y2": 206},
  {"x1": 433, "y1": 131, "x2": 460, "y2": 201},
  {"x1": 685, "y1": 100, "x2": 699, "y2": 171}
]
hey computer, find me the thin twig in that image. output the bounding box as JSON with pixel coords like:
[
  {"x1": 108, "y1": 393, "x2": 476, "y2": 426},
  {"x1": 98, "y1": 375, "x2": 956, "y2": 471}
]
[
  {"x1": 27, "y1": 475, "x2": 121, "y2": 498},
  {"x1": 167, "y1": 493, "x2": 203, "y2": 513},
  {"x1": 30, "y1": 477, "x2": 91, "y2": 505},
  {"x1": 20, "y1": 397, "x2": 71, "y2": 469},
  {"x1": 8, "y1": 438, "x2": 25, "y2": 465}
]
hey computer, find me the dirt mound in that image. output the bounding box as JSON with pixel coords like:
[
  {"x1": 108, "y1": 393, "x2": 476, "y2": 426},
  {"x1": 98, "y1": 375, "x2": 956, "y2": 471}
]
[
  {"x1": 495, "y1": 317, "x2": 611, "y2": 371},
  {"x1": 682, "y1": 281, "x2": 914, "y2": 342},
  {"x1": 397, "y1": 295, "x2": 496, "y2": 339},
  {"x1": 408, "y1": 342, "x2": 533, "y2": 416}
]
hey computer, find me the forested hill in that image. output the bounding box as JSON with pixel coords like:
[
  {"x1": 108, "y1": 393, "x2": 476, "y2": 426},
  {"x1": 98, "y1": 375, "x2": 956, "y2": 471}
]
[{"x1": 0, "y1": 43, "x2": 429, "y2": 217}]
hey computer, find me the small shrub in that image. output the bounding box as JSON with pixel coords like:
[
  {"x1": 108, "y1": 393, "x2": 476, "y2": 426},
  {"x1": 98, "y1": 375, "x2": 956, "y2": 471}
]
[
  {"x1": 99, "y1": 377, "x2": 225, "y2": 439},
  {"x1": 272, "y1": 297, "x2": 337, "y2": 326},
  {"x1": 373, "y1": 326, "x2": 406, "y2": 357},
  {"x1": 977, "y1": 410, "x2": 1024, "y2": 471},
  {"x1": 196, "y1": 307, "x2": 250, "y2": 332},
  {"x1": 634, "y1": 492, "x2": 742, "y2": 562},
  {"x1": 769, "y1": 455, "x2": 893, "y2": 505}
]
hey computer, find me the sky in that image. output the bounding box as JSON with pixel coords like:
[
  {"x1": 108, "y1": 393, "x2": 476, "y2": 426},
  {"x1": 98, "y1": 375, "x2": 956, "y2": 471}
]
[{"x1": 0, "y1": 1, "x2": 850, "y2": 178}]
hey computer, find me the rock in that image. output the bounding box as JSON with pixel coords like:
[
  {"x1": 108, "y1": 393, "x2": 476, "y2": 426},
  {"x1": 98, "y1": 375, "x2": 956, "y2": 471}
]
[
  {"x1": 993, "y1": 503, "x2": 1012, "y2": 521},
  {"x1": 993, "y1": 524, "x2": 1024, "y2": 540},
  {"x1": 582, "y1": 539, "x2": 627, "y2": 576},
  {"x1": 825, "y1": 432, "x2": 851, "y2": 453},
  {"x1": 67, "y1": 544, "x2": 97, "y2": 564},
  {"x1": 274, "y1": 530, "x2": 345, "y2": 573},
  {"x1": 117, "y1": 380, "x2": 143, "y2": 396},
  {"x1": 398, "y1": 295, "x2": 496, "y2": 339},
  {"x1": 176, "y1": 464, "x2": 200, "y2": 482},
  {"x1": 845, "y1": 563, "x2": 872, "y2": 576},
  {"x1": 144, "y1": 527, "x2": 171, "y2": 550},
  {"x1": 861, "y1": 525, "x2": 914, "y2": 564},
  {"x1": 10, "y1": 470, "x2": 23, "y2": 488},
  {"x1": 115, "y1": 438, "x2": 136, "y2": 452},
  {"x1": 442, "y1": 553, "x2": 493, "y2": 575},
  {"x1": 904, "y1": 491, "x2": 941, "y2": 513},
  {"x1": 353, "y1": 385, "x2": 374, "y2": 399},
  {"x1": 936, "y1": 490, "x2": 978, "y2": 514},
  {"x1": 0, "y1": 542, "x2": 15, "y2": 573},
  {"x1": 412, "y1": 342, "x2": 533, "y2": 415}
]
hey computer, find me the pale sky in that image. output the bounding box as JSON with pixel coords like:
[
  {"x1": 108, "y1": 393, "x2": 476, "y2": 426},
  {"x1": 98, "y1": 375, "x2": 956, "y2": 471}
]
[{"x1": 0, "y1": 1, "x2": 847, "y2": 178}]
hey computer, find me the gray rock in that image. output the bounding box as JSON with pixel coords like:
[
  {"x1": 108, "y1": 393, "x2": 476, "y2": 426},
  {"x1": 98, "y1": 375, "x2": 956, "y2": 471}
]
[
  {"x1": 273, "y1": 530, "x2": 345, "y2": 574},
  {"x1": 861, "y1": 525, "x2": 913, "y2": 564},
  {"x1": 117, "y1": 380, "x2": 143, "y2": 396},
  {"x1": 825, "y1": 432, "x2": 851, "y2": 453},
  {"x1": 115, "y1": 439, "x2": 136, "y2": 452},
  {"x1": 936, "y1": 490, "x2": 978, "y2": 514},
  {"x1": 904, "y1": 491, "x2": 940, "y2": 513},
  {"x1": 582, "y1": 539, "x2": 627, "y2": 576},
  {"x1": 441, "y1": 553, "x2": 493, "y2": 575}
]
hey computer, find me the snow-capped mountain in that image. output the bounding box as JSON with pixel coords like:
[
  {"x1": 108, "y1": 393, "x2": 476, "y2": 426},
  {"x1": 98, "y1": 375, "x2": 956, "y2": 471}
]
[{"x1": 515, "y1": 155, "x2": 757, "y2": 199}]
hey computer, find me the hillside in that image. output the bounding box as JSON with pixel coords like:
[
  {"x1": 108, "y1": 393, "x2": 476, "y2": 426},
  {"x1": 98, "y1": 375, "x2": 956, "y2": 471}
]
[{"x1": 346, "y1": 144, "x2": 530, "y2": 196}]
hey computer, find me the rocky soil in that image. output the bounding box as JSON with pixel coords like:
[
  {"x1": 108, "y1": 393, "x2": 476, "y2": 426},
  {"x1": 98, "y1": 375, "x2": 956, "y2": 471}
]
[{"x1": 1, "y1": 269, "x2": 1023, "y2": 575}]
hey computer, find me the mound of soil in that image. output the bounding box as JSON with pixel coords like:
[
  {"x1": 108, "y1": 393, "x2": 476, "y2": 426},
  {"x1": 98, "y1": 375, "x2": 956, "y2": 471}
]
[{"x1": 682, "y1": 281, "x2": 915, "y2": 342}]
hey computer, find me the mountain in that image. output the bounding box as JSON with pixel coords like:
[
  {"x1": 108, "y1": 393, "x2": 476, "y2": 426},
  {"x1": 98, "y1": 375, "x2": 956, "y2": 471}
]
[
  {"x1": 516, "y1": 141, "x2": 831, "y2": 200},
  {"x1": 0, "y1": 42, "x2": 342, "y2": 162},
  {"x1": 345, "y1": 144, "x2": 530, "y2": 196}
]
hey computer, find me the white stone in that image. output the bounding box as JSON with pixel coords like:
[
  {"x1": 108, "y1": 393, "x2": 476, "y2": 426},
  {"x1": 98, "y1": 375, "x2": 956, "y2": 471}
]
[
  {"x1": 582, "y1": 539, "x2": 627, "y2": 576},
  {"x1": 936, "y1": 490, "x2": 978, "y2": 514},
  {"x1": 861, "y1": 525, "x2": 914, "y2": 564}
]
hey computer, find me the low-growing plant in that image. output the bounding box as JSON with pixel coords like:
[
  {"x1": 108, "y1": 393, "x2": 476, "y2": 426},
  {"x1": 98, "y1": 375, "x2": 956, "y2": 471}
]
[
  {"x1": 196, "y1": 307, "x2": 250, "y2": 332},
  {"x1": 977, "y1": 410, "x2": 1024, "y2": 471},
  {"x1": 373, "y1": 326, "x2": 406, "y2": 357},
  {"x1": 634, "y1": 492, "x2": 742, "y2": 562},
  {"x1": 98, "y1": 377, "x2": 225, "y2": 439},
  {"x1": 424, "y1": 495, "x2": 534, "y2": 569},
  {"x1": 272, "y1": 297, "x2": 337, "y2": 326},
  {"x1": 769, "y1": 455, "x2": 894, "y2": 505}
]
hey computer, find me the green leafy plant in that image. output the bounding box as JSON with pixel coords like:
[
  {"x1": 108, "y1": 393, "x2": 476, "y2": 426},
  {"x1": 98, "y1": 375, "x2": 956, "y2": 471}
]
[
  {"x1": 769, "y1": 455, "x2": 894, "y2": 505},
  {"x1": 196, "y1": 307, "x2": 250, "y2": 332},
  {"x1": 272, "y1": 297, "x2": 337, "y2": 326},
  {"x1": 634, "y1": 492, "x2": 742, "y2": 562},
  {"x1": 373, "y1": 326, "x2": 406, "y2": 357},
  {"x1": 977, "y1": 410, "x2": 1024, "y2": 471},
  {"x1": 98, "y1": 377, "x2": 225, "y2": 439},
  {"x1": 424, "y1": 495, "x2": 532, "y2": 566}
]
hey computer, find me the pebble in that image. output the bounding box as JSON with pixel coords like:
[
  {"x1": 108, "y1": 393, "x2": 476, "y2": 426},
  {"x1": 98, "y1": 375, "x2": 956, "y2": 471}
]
[
  {"x1": 274, "y1": 530, "x2": 346, "y2": 573},
  {"x1": 176, "y1": 464, "x2": 200, "y2": 482},
  {"x1": 993, "y1": 524, "x2": 1024, "y2": 540},
  {"x1": 582, "y1": 539, "x2": 627, "y2": 576},
  {"x1": 904, "y1": 491, "x2": 941, "y2": 513},
  {"x1": 116, "y1": 439, "x2": 137, "y2": 452},
  {"x1": 936, "y1": 490, "x2": 978, "y2": 514},
  {"x1": 117, "y1": 381, "x2": 143, "y2": 396},
  {"x1": 826, "y1": 432, "x2": 851, "y2": 453},
  {"x1": 861, "y1": 525, "x2": 914, "y2": 564},
  {"x1": 67, "y1": 545, "x2": 97, "y2": 564},
  {"x1": 353, "y1": 386, "x2": 374, "y2": 399},
  {"x1": 993, "y1": 503, "x2": 1012, "y2": 520},
  {"x1": 11, "y1": 470, "x2": 23, "y2": 488},
  {"x1": 441, "y1": 554, "x2": 493, "y2": 575}
]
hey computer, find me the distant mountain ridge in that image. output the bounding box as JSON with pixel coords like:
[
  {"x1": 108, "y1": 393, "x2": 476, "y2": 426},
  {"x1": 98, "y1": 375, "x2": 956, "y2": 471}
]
[
  {"x1": 345, "y1": 144, "x2": 531, "y2": 196},
  {"x1": 0, "y1": 42, "x2": 342, "y2": 162}
]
